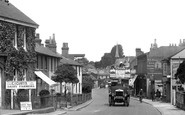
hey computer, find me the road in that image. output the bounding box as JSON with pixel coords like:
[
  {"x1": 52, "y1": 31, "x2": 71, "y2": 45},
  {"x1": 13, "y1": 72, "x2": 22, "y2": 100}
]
[{"x1": 66, "y1": 88, "x2": 161, "y2": 115}]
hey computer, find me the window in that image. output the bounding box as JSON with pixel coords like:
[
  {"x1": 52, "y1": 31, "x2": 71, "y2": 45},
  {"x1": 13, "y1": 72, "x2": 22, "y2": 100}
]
[
  {"x1": 51, "y1": 58, "x2": 53, "y2": 72},
  {"x1": 13, "y1": 69, "x2": 17, "y2": 81},
  {"x1": 36, "y1": 56, "x2": 39, "y2": 69},
  {"x1": 45, "y1": 57, "x2": 47, "y2": 69},
  {"x1": 23, "y1": 28, "x2": 27, "y2": 51},
  {"x1": 78, "y1": 67, "x2": 80, "y2": 76},
  {"x1": 22, "y1": 69, "x2": 27, "y2": 81},
  {"x1": 41, "y1": 56, "x2": 43, "y2": 69},
  {"x1": 13, "y1": 25, "x2": 18, "y2": 49},
  {"x1": 54, "y1": 58, "x2": 56, "y2": 71}
]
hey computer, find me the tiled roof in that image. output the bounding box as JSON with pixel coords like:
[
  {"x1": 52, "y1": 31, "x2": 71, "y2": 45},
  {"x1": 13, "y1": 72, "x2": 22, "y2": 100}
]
[
  {"x1": 35, "y1": 44, "x2": 61, "y2": 58},
  {"x1": 60, "y1": 57, "x2": 83, "y2": 66},
  {"x1": 149, "y1": 46, "x2": 185, "y2": 59},
  {"x1": 0, "y1": 1, "x2": 38, "y2": 27}
]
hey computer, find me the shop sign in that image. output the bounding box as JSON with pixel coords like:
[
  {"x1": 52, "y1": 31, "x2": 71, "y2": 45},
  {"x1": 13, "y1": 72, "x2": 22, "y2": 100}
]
[
  {"x1": 6, "y1": 81, "x2": 36, "y2": 89},
  {"x1": 20, "y1": 102, "x2": 32, "y2": 110}
]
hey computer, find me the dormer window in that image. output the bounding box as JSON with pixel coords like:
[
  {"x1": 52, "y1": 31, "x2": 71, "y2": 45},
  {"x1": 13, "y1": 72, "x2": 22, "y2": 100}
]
[
  {"x1": 23, "y1": 28, "x2": 27, "y2": 51},
  {"x1": 13, "y1": 26, "x2": 18, "y2": 49}
]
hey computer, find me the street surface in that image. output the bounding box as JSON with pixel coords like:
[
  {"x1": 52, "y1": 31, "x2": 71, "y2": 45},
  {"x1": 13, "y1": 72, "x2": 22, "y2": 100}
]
[{"x1": 66, "y1": 88, "x2": 161, "y2": 115}]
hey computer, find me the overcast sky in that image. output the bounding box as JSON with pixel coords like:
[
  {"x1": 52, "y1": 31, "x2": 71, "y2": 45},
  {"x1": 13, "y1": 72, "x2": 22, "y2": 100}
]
[{"x1": 10, "y1": 0, "x2": 185, "y2": 62}]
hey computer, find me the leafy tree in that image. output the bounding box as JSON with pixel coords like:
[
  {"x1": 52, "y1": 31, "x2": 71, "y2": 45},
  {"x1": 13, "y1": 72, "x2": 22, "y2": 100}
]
[
  {"x1": 82, "y1": 75, "x2": 94, "y2": 93},
  {"x1": 110, "y1": 44, "x2": 124, "y2": 63},
  {"x1": 100, "y1": 53, "x2": 114, "y2": 68},
  {"x1": 75, "y1": 57, "x2": 89, "y2": 65},
  {"x1": 94, "y1": 44, "x2": 124, "y2": 68},
  {"x1": 52, "y1": 64, "x2": 79, "y2": 93},
  {"x1": 175, "y1": 60, "x2": 185, "y2": 84}
]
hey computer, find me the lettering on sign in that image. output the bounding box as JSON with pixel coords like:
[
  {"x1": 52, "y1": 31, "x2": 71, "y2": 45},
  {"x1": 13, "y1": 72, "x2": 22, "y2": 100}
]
[
  {"x1": 20, "y1": 102, "x2": 32, "y2": 111},
  {"x1": 6, "y1": 81, "x2": 36, "y2": 89}
]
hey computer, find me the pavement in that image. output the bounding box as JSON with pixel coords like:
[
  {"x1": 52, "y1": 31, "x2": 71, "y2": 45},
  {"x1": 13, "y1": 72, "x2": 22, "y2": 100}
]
[
  {"x1": 131, "y1": 97, "x2": 185, "y2": 115},
  {"x1": 1, "y1": 96, "x2": 185, "y2": 115},
  {"x1": 1, "y1": 99, "x2": 93, "y2": 115}
]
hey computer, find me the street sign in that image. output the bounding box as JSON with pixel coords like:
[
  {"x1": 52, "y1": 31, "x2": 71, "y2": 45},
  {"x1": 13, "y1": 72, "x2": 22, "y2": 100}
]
[{"x1": 6, "y1": 81, "x2": 36, "y2": 89}]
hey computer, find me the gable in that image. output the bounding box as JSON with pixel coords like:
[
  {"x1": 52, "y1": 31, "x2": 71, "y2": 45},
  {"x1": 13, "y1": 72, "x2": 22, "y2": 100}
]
[{"x1": 172, "y1": 49, "x2": 185, "y2": 59}]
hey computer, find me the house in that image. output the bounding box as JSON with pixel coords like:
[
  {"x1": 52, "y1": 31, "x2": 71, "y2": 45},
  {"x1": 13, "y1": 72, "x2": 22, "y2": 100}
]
[
  {"x1": 61, "y1": 42, "x2": 85, "y2": 94},
  {"x1": 161, "y1": 44, "x2": 185, "y2": 104},
  {"x1": 60, "y1": 57, "x2": 83, "y2": 94},
  {"x1": 34, "y1": 33, "x2": 62, "y2": 95},
  {"x1": 0, "y1": 0, "x2": 38, "y2": 108}
]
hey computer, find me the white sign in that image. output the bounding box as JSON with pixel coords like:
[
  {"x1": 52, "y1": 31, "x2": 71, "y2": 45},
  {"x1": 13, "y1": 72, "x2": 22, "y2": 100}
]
[
  {"x1": 6, "y1": 81, "x2": 36, "y2": 89},
  {"x1": 20, "y1": 102, "x2": 32, "y2": 110}
]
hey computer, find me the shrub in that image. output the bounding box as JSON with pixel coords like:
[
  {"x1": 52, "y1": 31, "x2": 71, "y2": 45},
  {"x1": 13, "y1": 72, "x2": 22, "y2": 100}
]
[
  {"x1": 39, "y1": 90, "x2": 50, "y2": 97},
  {"x1": 17, "y1": 89, "x2": 29, "y2": 109}
]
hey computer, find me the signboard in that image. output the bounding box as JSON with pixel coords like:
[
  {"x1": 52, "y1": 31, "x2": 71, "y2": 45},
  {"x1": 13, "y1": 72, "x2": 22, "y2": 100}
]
[
  {"x1": 147, "y1": 58, "x2": 162, "y2": 74},
  {"x1": 110, "y1": 69, "x2": 130, "y2": 79},
  {"x1": 6, "y1": 81, "x2": 36, "y2": 89},
  {"x1": 20, "y1": 102, "x2": 32, "y2": 110}
]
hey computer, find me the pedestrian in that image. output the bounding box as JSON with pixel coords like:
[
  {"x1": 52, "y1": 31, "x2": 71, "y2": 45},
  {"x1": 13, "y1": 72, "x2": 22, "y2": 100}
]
[
  {"x1": 139, "y1": 89, "x2": 143, "y2": 103},
  {"x1": 151, "y1": 89, "x2": 155, "y2": 101},
  {"x1": 156, "y1": 89, "x2": 161, "y2": 101}
]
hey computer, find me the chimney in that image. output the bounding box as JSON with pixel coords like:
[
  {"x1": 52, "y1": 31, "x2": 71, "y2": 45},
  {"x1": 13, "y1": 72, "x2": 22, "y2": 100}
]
[
  {"x1": 45, "y1": 34, "x2": 57, "y2": 53},
  {"x1": 35, "y1": 33, "x2": 42, "y2": 45},
  {"x1": 136, "y1": 48, "x2": 143, "y2": 57},
  {"x1": 62, "y1": 43, "x2": 69, "y2": 57}
]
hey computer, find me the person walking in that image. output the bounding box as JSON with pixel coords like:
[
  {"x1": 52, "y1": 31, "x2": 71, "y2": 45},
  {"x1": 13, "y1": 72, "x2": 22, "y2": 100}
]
[
  {"x1": 139, "y1": 89, "x2": 143, "y2": 103},
  {"x1": 156, "y1": 89, "x2": 161, "y2": 101},
  {"x1": 151, "y1": 89, "x2": 155, "y2": 101}
]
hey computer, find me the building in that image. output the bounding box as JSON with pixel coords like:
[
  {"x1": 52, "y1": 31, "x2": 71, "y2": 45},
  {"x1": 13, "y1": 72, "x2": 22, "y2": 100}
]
[
  {"x1": 61, "y1": 43, "x2": 85, "y2": 94},
  {"x1": 0, "y1": 0, "x2": 38, "y2": 108},
  {"x1": 62, "y1": 42, "x2": 85, "y2": 60},
  {"x1": 60, "y1": 57, "x2": 83, "y2": 94},
  {"x1": 34, "y1": 34, "x2": 61, "y2": 95},
  {"x1": 148, "y1": 45, "x2": 185, "y2": 97},
  {"x1": 162, "y1": 46, "x2": 185, "y2": 104}
]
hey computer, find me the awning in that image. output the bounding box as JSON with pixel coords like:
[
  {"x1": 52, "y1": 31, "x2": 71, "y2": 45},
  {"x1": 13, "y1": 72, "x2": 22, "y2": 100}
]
[
  {"x1": 34, "y1": 71, "x2": 58, "y2": 87},
  {"x1": 129, "y1": 75, "x2": 137, "y2": 86}
]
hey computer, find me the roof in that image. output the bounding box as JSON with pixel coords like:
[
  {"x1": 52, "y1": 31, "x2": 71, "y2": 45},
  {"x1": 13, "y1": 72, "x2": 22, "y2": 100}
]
[
  {"x1": 149, "y1": 46, "x2": 185, "y2": 59},
  {"x1": 35, "y1": 44, "x2": 62, "y2": 58},
  {"x1": 66, "y1": 54, "x2": 85, "y2": 60},
  {"x1": 60, "y1": 57, "x2": 83, "y2": 66},
  {"x1": 0, "y1": 1, "x2": 38, "y2": 28}
]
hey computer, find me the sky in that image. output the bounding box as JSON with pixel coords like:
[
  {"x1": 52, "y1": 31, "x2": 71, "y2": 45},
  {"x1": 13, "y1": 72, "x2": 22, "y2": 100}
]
[{"x1": 10, "y1": 0, "x2": 185, "y2": 62}]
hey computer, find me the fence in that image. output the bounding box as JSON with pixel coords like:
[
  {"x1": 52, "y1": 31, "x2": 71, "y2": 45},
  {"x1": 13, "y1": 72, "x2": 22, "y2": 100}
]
[
  {"x1": 176, "y1": 91, "x2": 185, "y2": 110},
  {"x1": 4, "y1": 93, "x2": 92, "y2": 110}
]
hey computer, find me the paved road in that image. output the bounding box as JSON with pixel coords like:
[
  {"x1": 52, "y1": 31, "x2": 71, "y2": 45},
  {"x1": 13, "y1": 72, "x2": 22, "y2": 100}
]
[{"x1": 66, "y1": 88, "x2": 161, "y2": 115}]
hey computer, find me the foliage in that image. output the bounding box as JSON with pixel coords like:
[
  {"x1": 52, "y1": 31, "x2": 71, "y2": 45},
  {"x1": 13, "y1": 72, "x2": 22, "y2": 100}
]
[
  {"x1": 0, "y1": 21, "x2": 36, "y2": 80},
  {"x1": 95, "y1": 44, "x2": 124, "y2": 68},
  {"x1": 5, "y1": 90, "x2": 11, "y2": 107},
  {"x1": 100, "y1": 53, "x2": 114, "y2": 68},
  {"x1": 17, "y1": 89, "x2": 29, "y2": 108},
  {"x1": 82, "y1": 75, "x2": 94, "y2": 93},
  {"x1": 39, "y1": 89, "x2": 50, "y2": 96},
  {"x1": 75, "y1": 57, "x2": 89, "y2": 66},
  {"x1": 175, "y1": 60, "x2": 185, "y2": 84},
  {"x1": 52, "y1": 64, "x2": 79, "y2": 83}
]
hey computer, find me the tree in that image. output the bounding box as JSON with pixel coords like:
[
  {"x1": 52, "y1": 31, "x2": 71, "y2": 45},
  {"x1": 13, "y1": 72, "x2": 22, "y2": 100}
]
[
  {"x1": 94, "y1": 44, "x2": 124, "y2": 68},
  {"x1": 110, "y1": 44, "x2": 124, "y2": 63},
  {"x1": 82, "y1": 75, "x2": 94, "y2": 93},
  {"x1": 52, "y1": 64, "x2": 79, "y2": 94},
  {"x1": 175, "y1": 60, "x2": 185, "y2": 84},
  {"x1": 75, "y1": 57, "x2": 89, "y2": 66}
]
